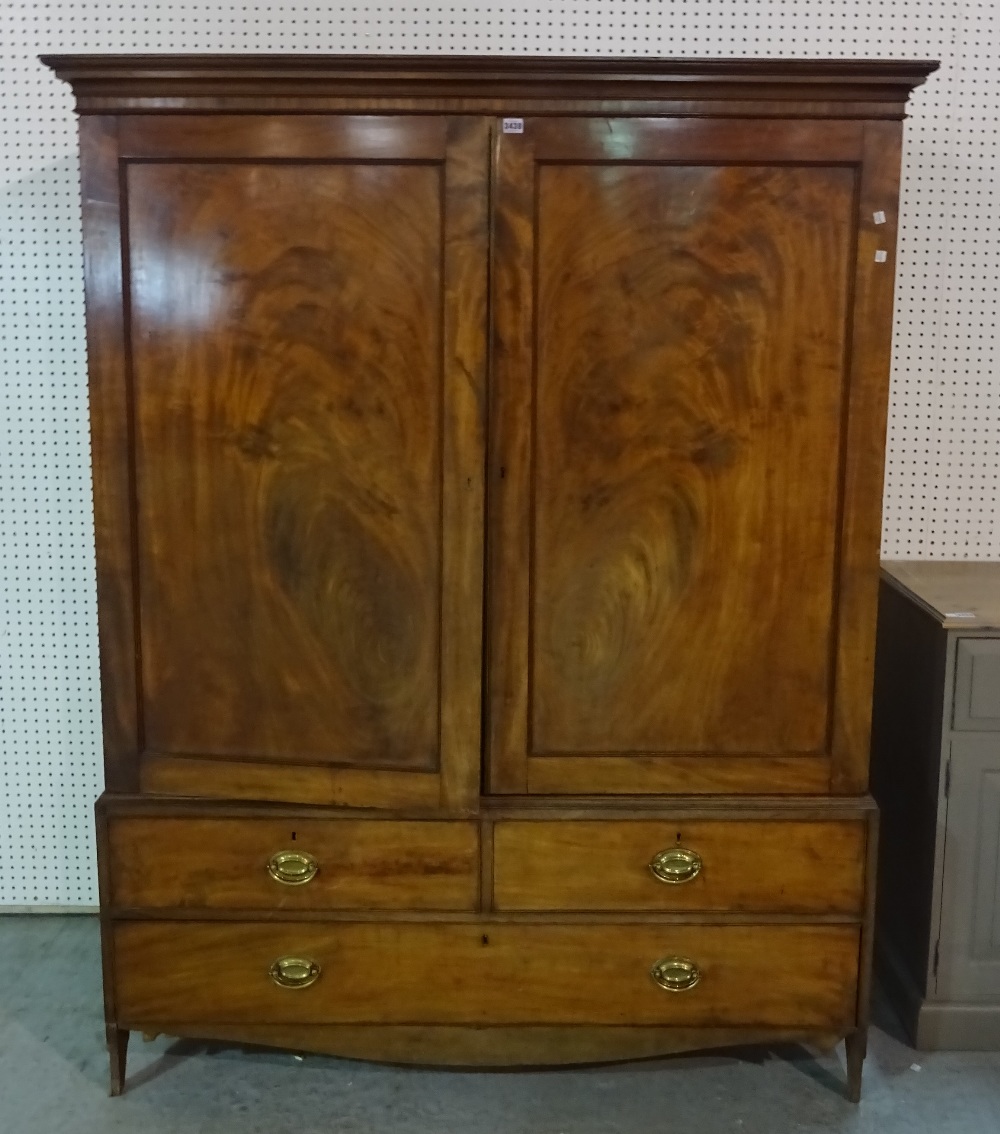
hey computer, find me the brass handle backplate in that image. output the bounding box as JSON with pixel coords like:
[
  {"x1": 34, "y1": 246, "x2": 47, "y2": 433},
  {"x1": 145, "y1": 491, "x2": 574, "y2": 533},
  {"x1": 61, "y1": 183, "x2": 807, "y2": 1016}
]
[
  {"x1": 269, "y1": 956, "x2": 321, "y2": 989},
  {"x1": 650, "y1": 955, "x2": 701, "y2": 992},
  {"x1": 649, "y1": 846, "x2": 702, "y2": 885},
  {"x1": 267, "y1": 850, "x2": 319, "y2": 886}
]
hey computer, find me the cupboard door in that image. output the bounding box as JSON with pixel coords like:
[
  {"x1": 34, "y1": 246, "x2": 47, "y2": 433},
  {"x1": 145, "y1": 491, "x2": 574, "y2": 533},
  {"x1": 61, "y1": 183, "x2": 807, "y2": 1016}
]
[
  {"x1": 488, "y1": 118, "x2": 901, "y2": 795},
  {"x1": 936, "y1": 736, "x2": 1000, "y2": 1003},
  {"x1": 85, "y1": 115, "x2": 489, "y2": 810}
]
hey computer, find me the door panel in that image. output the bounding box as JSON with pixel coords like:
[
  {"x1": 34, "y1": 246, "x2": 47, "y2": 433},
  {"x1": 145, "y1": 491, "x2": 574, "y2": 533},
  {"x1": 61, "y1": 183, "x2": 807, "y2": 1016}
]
[
  {"x1": 488, "y1": 117, "x2": 897, "y2": 795},
  {"x1": 130, "y1": 159, "x2": 443, "y2": 768},
  {"x1": 954, "y1": 639, "x2": 1000, "y2": 731},
  {"x1": 531, "y1": 160, "x2": 851, "y2": 756},
  {"x1": 937, "y1": 736, "x2": 1000, "y2": 1001},
  {"x1": 108, "y1": 116, "x2": 488, "y2": 809}
]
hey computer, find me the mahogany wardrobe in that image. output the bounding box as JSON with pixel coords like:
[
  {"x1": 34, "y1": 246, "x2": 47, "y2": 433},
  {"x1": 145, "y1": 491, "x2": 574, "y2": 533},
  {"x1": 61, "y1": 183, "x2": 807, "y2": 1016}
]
[{"x1": 42, "y1": 54, "x2": 936, "y2": 1100}]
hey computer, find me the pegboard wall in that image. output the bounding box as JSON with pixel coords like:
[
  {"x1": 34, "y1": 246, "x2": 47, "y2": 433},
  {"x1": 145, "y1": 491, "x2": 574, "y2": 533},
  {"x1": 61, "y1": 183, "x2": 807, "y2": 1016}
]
[{"x1": 1, "y1": 3, "x2": 998, "y2": 907}]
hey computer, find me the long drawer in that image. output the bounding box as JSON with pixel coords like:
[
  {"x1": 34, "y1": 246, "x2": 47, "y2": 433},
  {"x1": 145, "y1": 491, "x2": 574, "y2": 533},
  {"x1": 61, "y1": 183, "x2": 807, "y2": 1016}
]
[
  {"x1": 113, "y1": 921, "x2": 859, "y2": 1029},
  {"x1": 492, "y1": 819, "x2": 867, "y2": 914},
  {"x1": 106, "y1": 817, "x2": 479, "y2": 911}
]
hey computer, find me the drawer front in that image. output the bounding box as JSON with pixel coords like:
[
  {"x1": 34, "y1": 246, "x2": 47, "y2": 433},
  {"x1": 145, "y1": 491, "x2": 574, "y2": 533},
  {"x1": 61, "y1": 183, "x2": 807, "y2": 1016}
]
[
  {"x1": 954, "y1": 639, "x2": 1000, "y2": 731},
  {"x1": 492, "y1": 820, "x2": 866, "y2": 914},
  {"x1": 114, "y1": 921, "x2": 859, "y2": 1029},
  {"x1": 107, "y1": 817, "x2": 478, "y2": 911}
]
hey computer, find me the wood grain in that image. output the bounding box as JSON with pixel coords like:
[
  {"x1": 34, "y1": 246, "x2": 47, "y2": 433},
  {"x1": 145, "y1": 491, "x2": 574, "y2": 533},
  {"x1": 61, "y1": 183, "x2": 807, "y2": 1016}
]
[
  {"x1": 55, "y1": 56, "x2": 933, "y2": 1101},
  {"x1": 489, "y1": 118, "x2": 860, "y2": 793},
  {"x1": 528, "y1": 116, "x2": 865, "y2": 162},
  {"x1": 118, "y1": 113, "x2": 447, "y2": 160},
  {"x1": 95, "y1": 799, "x2": 125, "y2": 1095},
  {"x1": 129, "y1": 157, "x2": 443, "y2": 768},
  {"x1": 107, "y1": 817, "x2": 478, "y2": 911},
  {"x1": 437, "y1": 117, "x2": 491, "y2": 812},
  {"x1": 114, "y1": 1022, "x2": 845, "y2": 1067},
  {"x1": 848, "y1": 809, "x2": 880, "y2": 1100},
  {"x1": 96, "y1": 790, "x2": 878, "y2": 821},
  {"x1": 42, "y1": 55, "x2": 938, "y2": 119},
  {"x1": 525, "y1": 755, "x2": 830, "y2": 795},
  {"x1": 114, "y1": 920, "x2": 859, "y2": 1028},
  {"x1": 113, "y1": 115, "x2": 489, "y2": 811},
  {"x1": 531, "y1": 161, "x2": 851, "y2": 755},
  {"x1": 487, "y1": 124, "x2": 535, "y2": 792},
  {"x1": 483, "y1": 794, "x2": 879, "y2": 820},
  {"x1": 78, "y1": 115, "x2": 139, "y2": 792},
  {"x1": 139, "y1": 754, "x2": 441, "y2": 810},
  {"x1": 109, "y1": 910, "x2": 862, "y2": 926},
  {"x1": 72, "y1": 96, "x2": 927, "y2": 122},
  {"x1": 829, "y1": 119, "x2": 906, "y2": 794},
  {"x1": 493, "y1": 820, "x2": 865, "y2": 914}
]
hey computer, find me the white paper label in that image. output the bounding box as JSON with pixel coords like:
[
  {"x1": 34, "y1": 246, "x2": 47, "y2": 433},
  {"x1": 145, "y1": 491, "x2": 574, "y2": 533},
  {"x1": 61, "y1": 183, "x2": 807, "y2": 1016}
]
[
  {"x1": 945, "y1": 611, "x2": 977, "y2": 619},
  {"x1": 502, "y1": 117, "x2": 524, "y2": 134},
  {"x1": 874, "y1": 249, "x2": 888, "y2": 263},
  {"x1": 873, "y1": 210, "x2": 887, "y2": 224}
]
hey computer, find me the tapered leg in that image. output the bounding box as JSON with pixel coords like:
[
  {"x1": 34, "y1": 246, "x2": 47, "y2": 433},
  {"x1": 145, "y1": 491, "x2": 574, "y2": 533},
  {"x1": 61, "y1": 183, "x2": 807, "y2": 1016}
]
[
  {"x1": 107, "y1": 1025, "x2": 129, "y2": 1097},
  {"x1": 844, "y1": 1029, "x2": 866, "y2": 1103}
]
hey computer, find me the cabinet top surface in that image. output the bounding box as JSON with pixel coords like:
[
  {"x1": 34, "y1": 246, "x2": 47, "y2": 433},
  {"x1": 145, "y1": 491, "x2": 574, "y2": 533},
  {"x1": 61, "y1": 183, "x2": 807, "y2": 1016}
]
[
  {"x1": 40, "y1": 54, "x2": 937, "y2": 114},
  {"x1": 882, "y1": 561, "x2": 1000, "y2": 631},
  {"x1": 39, "y1": 54, "x2": 938, "y2": 73}
]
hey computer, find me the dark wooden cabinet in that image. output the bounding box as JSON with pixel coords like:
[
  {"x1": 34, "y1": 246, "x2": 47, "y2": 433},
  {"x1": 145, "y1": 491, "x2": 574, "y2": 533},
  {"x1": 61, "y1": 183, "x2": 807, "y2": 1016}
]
[
  {"x1": 43, "y1": 53, "x2": 936, "y2": 1102},
  {"x1": 873, "y1": 563, "x2": 1000, "y2": 1048}
]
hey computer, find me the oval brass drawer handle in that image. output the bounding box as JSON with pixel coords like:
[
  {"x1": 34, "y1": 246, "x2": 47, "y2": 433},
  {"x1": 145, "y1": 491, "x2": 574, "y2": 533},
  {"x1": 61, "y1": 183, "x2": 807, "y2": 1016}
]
[
  {"x1": 649, "y1": 846, "x2": 702, "y2": 884},
  {"x1": 267, "y1": 850, "x2": 319, "y2": 886},
  {"x1": 269, "y1": 956, "x2": 321, "y2": 989},
  {"x1": 651, "y1": 955, "x2": 701, "y2": 993}
]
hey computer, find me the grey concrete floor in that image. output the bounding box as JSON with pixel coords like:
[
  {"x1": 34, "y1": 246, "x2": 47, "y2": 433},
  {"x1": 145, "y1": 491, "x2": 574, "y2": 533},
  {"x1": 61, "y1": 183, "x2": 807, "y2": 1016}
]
[{"x1": 1, "y1": 916, "x2": 998, "y2": 1133}]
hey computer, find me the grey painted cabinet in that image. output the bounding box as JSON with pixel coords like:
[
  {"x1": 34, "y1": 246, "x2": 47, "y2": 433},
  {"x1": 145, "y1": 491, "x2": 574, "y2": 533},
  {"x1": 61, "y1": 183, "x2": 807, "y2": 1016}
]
[
  {"x1": 938, "y1": 734, "x2": 1000, "y2": 1003},
  {"x1": 872, "y1": 562, "x2": 1000, "y2": 1048}
]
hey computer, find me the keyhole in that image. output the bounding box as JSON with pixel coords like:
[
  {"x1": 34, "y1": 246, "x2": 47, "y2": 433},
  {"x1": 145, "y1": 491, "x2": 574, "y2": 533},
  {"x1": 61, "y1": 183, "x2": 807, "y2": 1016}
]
[
  {"x1": 291, "y1": 831, "x2": 297, "y2": 841},
  {"x1": 481, "y1": 934, "x2": 490, "y2": 946}
]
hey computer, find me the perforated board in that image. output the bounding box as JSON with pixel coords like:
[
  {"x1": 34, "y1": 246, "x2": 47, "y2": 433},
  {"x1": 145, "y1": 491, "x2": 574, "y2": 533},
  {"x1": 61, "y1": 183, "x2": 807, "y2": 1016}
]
[{"x1": 1, "y1": 3, "x2": 996, "y2": 906}]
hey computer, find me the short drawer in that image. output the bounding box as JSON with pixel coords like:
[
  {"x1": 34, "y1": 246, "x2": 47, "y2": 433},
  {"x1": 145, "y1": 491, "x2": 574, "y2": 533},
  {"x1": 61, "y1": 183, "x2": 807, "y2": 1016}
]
[
  {"x1": 113, "y1": 920, "x2": 859, "y2": 1029},
  {"x1": 492, "y1": 819, "x2": 866, "y2": 914},
  {"x1": 106, "y1": 817, "x2": 478, "y2": 911}
]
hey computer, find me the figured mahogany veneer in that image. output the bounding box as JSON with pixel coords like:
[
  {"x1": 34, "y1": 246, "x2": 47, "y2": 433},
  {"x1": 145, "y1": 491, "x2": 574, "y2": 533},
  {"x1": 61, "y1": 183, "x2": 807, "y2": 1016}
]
[
  {"x1": 41, "y1": 54, "x2": 936, "y2": 117},
  {"x1": 487, "y1": 113, "x2": 903, "y2": 797},
  {"x1": 114, "y1": 920, "x2": 859, "y2": 1029},
  {"x1": 493, "y1": 819, "x2": 866, "y2": 915},
  {"x1": 72, "y1": 108, "x2": 489, "y2": 813},
  {"x1": 107, "y1": 817, "x2": 479, "y2": 912},
  {"x1": 43, "y1": 53, "x2": 936, "y2": 1103}
]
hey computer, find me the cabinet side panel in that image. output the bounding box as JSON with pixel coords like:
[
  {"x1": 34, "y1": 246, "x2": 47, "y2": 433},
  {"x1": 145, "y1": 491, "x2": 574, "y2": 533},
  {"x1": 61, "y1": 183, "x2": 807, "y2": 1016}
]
[
  {"x1": 870, "y1": 581, "x2": 947, "y2": 996},
  {"x1": 830, "y1": 120, "x2": 905, "y2": 793},
  {"x1": 79, "y1": 115, "x2": 139, "y2": 792}
]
